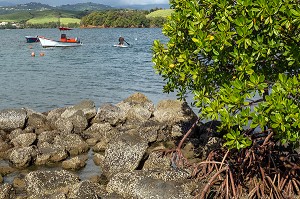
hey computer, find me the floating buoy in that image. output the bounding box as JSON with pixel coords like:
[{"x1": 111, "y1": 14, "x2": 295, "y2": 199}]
[
  {"x1": 31, "y1": 52, "x2": 35, "y2": 57},
  {"x1": 28, "y1": 45, "x2": 33, "y2": 49},
  {"x1": 40, "y1": 52, "x2": 45, "y2": 56}
]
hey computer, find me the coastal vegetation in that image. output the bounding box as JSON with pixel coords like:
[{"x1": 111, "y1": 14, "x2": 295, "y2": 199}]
[
  {"x1": 153, "y1": 0, "x2": 300, "y2": 198},
  {"x1": 81, "y1": 9, "x2": 170, "y2": 28}
]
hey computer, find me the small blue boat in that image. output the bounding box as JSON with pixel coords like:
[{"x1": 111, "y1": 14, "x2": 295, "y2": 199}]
[{"x1": 25, "y1": 36, "x2": 39, "y2": 43}]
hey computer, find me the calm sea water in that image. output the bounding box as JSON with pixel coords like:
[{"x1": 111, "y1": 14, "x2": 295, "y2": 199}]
[{"x1": 0, "y1": 28, "x2": 180, "y2": 112}]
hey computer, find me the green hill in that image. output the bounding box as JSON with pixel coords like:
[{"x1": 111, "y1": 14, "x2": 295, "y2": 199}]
[
  {"x1": 0, "y1": 9, "x2": 82, "y2": 24},
  {"x1": 146, "y1": 9, "x2": 174, "y2": 18}
]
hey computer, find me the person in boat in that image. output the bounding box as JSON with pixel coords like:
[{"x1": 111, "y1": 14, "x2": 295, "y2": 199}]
[{"x1": 118, "y1": 36, "x2": 125, "y2": 45}]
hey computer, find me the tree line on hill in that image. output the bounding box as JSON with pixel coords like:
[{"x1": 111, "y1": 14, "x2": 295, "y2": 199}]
[{"x1": 81, "y1": 10, "x2": 166, "y2": 28}]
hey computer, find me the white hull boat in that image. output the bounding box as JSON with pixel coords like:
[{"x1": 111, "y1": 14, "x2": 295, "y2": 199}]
[{"x1": 39, "y1": 36, "x2": 82, "y2": 48}]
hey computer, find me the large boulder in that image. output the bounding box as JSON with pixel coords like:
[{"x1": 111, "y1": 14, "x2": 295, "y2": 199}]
[
  {"x1": 0, "y1": 109, "x2": 27, "y2": 131},
  {"x1": 68, "y1": 181, "x2": 102, "y2": 199},
  {"x1": 92, "y1": 103, "x2": 126, "y2": 126},
  {"x1": 25, "y1": 170, "x2": 80, "y2": 195},
  {"x1": 102, "y1": 132, "x2": 148, "y2": 178},
  {"x1": 36, "y1": 142, "x2": 68, "y2": 164},
  {"x1": 82, "y1": 123, "x2": 119, "y2": 144},
  {"x1": 54, "y1": 134, "x2": 89, "y2": 156},
  {"x1": 106, "y1": 170, "x2": 192, "y2": 199},
  {"x1": 9, "y1": 146, "x2": 37, "y2": 168},
  {"x1": 153, "y1": 100, "x2": 198, "y2": 137},
  {"x1": 62, "y1": 99, "x2": 97, "y2": 121},
  {"x1": 26, "y1": 109, "x2": 52, "y2": 132},
  {"x1": 11, "y1": 133, "x2": 36, "y2": 147},
  {"x1": 116, "y1": 93, "x2": 155, "y2": 124}
]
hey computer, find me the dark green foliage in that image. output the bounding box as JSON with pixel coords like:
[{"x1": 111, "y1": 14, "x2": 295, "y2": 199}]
[
  {"x1": 81, "y1": 10, "x2": 165, "y2": 28},
  {"x1": 153, "y1": 0, "x2": 300, "y2": 149}
]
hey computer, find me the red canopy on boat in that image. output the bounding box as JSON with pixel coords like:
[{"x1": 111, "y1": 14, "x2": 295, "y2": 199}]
[{"x1": 59, "y1": 27, "x2": 73, "y2": 31}]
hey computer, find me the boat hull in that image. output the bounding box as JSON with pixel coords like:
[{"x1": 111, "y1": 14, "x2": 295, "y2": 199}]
[
  {"x1": 39, "y1": 37, "x2": 82, "y2": 48},
  {"x1": 25, "y1": 36, "x2": 39, "y2": 43}
]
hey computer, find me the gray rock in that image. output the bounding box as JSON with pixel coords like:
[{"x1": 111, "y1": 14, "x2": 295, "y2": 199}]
[
  {"x1": 0, "y1": 109, "x2": 27, "y2": 131},
  {"x1": 62, "y1": 99, "x2": 97, "y2": 121},
  {"x1": 25, "y1": 170, "x2": 80, "y2": 195},
  {"x1": 137, "y1": 120, "x2": 162, "y2": 143},
  {"x1": 9, "y1": 146, "x2": 36, "y2": 168},
  {"x1": 68, "y1": 181, "x2": 101, "y2": 199},
  {"x1": 53, "y1": 118, "x2": 74, "y2": 135},
  {"x1": 60, "y1": 109, "x2": 88, "y2": 134},
  {"x1": 11, "y1": 133, "x2": 36, "y2": 147},
  {"x1": 54, "y1": 134, "x2": 89, "y2": 156},
  {"x1": 83, "y1": 123, "x2": 119, "y2": 143},
  {"x1": 143, "y1": 151, "x2": 172, "y2": 171},
  {"x1": 92, "y1": 103, "x2": 126, "y2": 126},
  {"x1": 102, "y1": 133, "x2": 148, "y2": 178},
  {"x1": 107, "y1": 170, "x2": 193, "y2": 199},
  {"x1": 116, "y1": 92, "x2": 154, "y2": 124},
  {"x1": 154, "y1": 100, "x2": 198, "y2": 138},
  {"x1": 36, "y1": 142, "x2": 68, "y2": 164},
  {"x1": 37, "y1": 130, "x2": 59, "y2": 145},
  {"x1": 8, "y1": 128, "x2": 23, "y2": 140},
  {"x1": 26, "y1": 109, "x2": 51, "y2": 132}
]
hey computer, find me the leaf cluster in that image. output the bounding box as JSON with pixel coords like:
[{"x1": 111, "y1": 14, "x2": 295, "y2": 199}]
[{"x1": 152, "y1": 0, "x2": 300, "y2": 149}]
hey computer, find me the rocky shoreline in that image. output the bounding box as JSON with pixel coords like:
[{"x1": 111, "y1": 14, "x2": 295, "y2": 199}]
[{"x1": 0, "y1": 93, "x2": 222, "y2": 199}]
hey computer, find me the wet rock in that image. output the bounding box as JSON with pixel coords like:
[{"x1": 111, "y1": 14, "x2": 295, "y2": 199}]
[
  {"x1": 54, "y1": 134, "x2": 89, "y2": 156},
  {"x1": 11, "y1": 133, "x2": 36, "y2": 147},
  {"x1": 0, "y1": 109, "x2": 27, "y2": 131},
  {"x1": 9, "y1": 146, "x2": 36, "y2": 168},
  {"x1": 24, "y1": 170, "x2": 80, "y2": 195},
  {"x1": 102, "y1": 133, "x2": 148, "y2": 178},
  {"x1": 106, "y1": 170, "x2": 192, "y2": 199},
  {"x1": 61, "y1": 155, "x2": 88, "y2": 170}
]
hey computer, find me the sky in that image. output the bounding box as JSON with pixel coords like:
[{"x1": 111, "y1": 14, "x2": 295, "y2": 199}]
[{"x1": 10, "y1": 0, "x2": 170, "y2": 6}]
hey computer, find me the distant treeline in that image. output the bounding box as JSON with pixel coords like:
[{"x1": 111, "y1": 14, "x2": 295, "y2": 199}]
[
  {"x1": 81, "y1": 10, "x2": 166, "y2": 28},
  {"x1": 25, "y1": 22, "x2": 80, "y2": 29}
]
